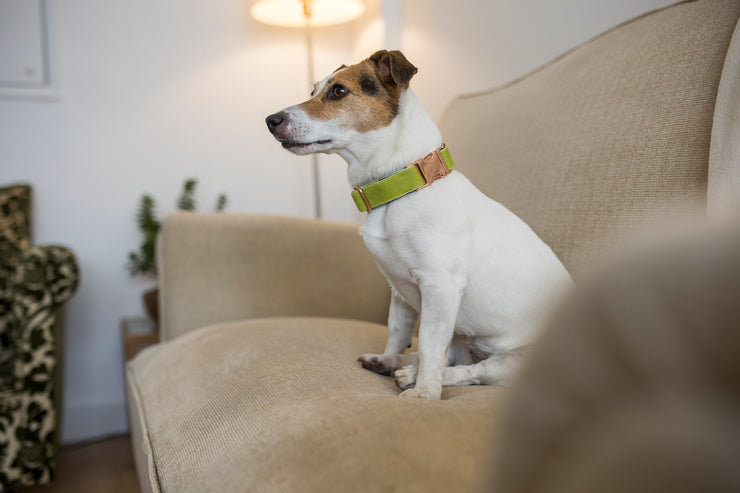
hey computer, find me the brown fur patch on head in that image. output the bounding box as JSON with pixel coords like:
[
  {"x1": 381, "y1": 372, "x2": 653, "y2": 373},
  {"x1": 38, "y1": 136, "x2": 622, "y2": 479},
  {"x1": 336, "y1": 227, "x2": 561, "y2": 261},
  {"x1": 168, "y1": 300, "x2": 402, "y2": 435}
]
[
  {"x1": 369, "y1": 50, "x2": 418, "y2": 88},
  {"x1": 298, "y1": 53, "x2": 417, "y2": 133}
]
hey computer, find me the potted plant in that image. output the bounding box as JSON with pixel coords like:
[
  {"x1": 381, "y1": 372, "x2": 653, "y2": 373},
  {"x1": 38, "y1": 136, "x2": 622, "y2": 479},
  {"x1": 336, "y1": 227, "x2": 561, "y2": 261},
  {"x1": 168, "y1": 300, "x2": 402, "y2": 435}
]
[{"x1": 127, "y1": 178, "x2": 227, "y2": 325}]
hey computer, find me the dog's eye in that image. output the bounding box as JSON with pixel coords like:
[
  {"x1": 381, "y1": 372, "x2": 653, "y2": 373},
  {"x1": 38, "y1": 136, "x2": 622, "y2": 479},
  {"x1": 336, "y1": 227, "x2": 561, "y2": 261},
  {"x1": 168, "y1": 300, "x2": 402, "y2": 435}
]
[{"x1": 329, "y1": 84, "x2": 349, "y2": 100}]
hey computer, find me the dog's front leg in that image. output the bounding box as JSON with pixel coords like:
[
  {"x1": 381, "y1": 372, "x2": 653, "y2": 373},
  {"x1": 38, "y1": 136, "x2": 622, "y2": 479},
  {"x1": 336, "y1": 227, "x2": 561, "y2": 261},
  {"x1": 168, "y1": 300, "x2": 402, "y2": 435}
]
[
  {"x1": 358, "y1": 290, "x2": 418, "y2": 376},
  {"x1": 384, "y1": 290, "x2": 418, "y2": 354},
  {"x1": 400, "y1": 279, "x2": 463, "y2": 400}
]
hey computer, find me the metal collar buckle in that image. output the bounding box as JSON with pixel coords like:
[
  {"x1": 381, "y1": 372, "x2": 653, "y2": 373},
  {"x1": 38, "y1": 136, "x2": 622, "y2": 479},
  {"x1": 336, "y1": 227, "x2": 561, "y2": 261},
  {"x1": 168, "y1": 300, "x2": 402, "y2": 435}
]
[{"x1": 408, "y1": 147, "x2": 451, "y2": 189}]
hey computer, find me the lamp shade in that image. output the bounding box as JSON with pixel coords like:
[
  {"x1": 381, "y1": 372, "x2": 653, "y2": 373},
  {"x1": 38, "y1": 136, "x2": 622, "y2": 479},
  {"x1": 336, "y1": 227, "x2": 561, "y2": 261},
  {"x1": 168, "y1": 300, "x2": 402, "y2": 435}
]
[{"x1": 250, "y1": 0, "x2": 364, "y2": 27}]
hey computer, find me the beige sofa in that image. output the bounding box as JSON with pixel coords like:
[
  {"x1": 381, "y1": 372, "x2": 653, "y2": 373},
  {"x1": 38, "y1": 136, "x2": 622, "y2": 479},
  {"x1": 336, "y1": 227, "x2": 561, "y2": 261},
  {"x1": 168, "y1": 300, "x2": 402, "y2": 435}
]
[{"x1": 126, "y1": 1, "x2": 740, "y2": 492}]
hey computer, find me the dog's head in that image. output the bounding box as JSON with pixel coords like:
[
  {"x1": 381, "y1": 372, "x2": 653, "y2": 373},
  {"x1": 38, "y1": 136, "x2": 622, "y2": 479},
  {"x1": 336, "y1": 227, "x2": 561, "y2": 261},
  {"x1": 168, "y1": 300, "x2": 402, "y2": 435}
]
[{"x1": 266, "y1": 50, "x2": 418, "y2": 155}]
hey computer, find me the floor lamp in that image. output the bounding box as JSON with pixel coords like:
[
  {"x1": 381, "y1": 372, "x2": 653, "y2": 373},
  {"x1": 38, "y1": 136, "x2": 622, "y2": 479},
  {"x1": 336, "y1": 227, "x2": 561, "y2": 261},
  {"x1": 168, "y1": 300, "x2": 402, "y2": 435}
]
[{"x1": 251, "y1": 0, "x2": 365, "y2": 219}]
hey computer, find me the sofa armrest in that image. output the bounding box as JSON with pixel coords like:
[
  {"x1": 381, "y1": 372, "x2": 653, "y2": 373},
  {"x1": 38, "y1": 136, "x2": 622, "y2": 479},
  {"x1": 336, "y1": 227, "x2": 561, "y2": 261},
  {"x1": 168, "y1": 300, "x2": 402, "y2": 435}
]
[
  {"x1": 11, "y1": 245, "x2": 79, "y2": 390},
  {"x1": 158, "y1": 213, "x2": 391, "y2": 341}
]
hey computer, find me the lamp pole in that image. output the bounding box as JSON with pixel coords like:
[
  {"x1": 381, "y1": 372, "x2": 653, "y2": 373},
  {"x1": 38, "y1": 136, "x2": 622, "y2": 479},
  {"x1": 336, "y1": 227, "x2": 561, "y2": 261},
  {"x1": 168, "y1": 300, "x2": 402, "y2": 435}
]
[
  {"x1": 251, "y1": 0, "x2": 364, "y2": 218},
  {"x1": 302, "y1": 0, "x2": 322, "y2": 219}
]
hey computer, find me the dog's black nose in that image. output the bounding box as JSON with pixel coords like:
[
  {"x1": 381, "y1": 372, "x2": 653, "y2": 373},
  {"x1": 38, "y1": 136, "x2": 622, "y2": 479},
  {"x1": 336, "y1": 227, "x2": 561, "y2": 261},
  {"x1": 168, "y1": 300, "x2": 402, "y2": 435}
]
[{"x1": 266, "y1": 112, "x2": 285, "y2": 134}]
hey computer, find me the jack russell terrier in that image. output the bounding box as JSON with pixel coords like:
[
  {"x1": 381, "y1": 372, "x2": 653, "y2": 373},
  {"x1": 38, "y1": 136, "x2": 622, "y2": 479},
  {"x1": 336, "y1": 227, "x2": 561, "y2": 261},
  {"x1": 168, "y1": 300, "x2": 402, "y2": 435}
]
[{"x1": 266, "y1": 50, "x2": 572, "y2": 400}]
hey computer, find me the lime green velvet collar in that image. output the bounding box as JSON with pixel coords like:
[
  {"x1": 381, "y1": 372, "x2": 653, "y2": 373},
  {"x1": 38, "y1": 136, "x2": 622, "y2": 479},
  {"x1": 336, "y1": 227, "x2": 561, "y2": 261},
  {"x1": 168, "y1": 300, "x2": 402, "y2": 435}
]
[{"x1": 351, "y1": 145, "x2": 454, "y2": 212}]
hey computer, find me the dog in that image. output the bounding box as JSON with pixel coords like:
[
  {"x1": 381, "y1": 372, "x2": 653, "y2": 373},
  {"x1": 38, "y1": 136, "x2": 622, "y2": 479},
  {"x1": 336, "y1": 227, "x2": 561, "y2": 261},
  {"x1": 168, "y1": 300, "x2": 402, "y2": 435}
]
[{"x1": 266, "y1": 50, "x2": 572, "y2": 400}]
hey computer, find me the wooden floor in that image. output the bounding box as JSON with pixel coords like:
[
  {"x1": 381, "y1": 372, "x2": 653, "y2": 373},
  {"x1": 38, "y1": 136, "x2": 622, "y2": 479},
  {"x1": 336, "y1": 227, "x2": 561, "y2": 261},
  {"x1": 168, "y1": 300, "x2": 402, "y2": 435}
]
[{"x1": 21, "y1": 435, "x2": 140, "y2": 493}]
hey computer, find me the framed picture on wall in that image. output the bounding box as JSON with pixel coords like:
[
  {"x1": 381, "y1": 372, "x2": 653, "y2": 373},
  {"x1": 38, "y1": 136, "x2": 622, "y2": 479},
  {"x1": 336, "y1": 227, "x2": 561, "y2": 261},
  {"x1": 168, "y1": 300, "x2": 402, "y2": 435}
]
[{"x1": 0, "y1": 0, "x2": 58, "y2": 100}]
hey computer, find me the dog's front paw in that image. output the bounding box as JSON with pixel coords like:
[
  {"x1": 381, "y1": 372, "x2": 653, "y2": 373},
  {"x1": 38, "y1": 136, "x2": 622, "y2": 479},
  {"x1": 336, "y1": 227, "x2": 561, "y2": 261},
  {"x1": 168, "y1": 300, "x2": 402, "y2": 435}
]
[
  {"x1": 399, "y1": 386, "x2": 441, "y2": 400},
  {"x1": 393, "y1": 365, "x2": 417, "y2": 390},
  {"x1": 357, "y1": 354, "x2": 394, "y2": 376}
]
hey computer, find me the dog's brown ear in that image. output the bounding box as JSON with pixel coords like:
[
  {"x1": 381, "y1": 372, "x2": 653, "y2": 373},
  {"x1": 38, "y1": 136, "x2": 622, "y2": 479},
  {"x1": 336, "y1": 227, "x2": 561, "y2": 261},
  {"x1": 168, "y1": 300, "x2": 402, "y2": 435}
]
[{"x1": 370, "y1": 50, "x2": 418, "y2": 88}]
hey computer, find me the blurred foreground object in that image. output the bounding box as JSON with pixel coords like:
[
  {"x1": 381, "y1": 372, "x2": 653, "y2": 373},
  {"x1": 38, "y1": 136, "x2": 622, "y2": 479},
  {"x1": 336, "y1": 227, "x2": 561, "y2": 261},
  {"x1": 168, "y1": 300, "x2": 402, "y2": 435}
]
[{"x1": 490, "y1": 217, "x2": 740, "y2": 493}]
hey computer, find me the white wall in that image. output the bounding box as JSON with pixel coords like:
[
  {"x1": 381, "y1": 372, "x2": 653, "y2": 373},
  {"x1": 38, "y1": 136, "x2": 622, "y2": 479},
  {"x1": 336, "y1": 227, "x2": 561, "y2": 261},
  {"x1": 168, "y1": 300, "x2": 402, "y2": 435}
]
[
  {"x1": 0, "y1": 0, "x2": 674, "y2": 443},
  {"x1": 402, "y1": 0, "x2": 676, "y2": 122},
  {"x1": 0, "y1": 0, "x2": 373, "y2": 443}
]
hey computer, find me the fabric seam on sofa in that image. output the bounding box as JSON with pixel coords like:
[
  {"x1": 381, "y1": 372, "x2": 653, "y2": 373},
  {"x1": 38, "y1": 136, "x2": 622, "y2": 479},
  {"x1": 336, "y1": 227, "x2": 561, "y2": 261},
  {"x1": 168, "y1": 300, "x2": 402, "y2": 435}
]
[
  {"x1": 708, "y1": 16, "x2": 740, "y2": 214},
  {"x1": 127, "y1": 364, "x2": 162, "y2": 493}
]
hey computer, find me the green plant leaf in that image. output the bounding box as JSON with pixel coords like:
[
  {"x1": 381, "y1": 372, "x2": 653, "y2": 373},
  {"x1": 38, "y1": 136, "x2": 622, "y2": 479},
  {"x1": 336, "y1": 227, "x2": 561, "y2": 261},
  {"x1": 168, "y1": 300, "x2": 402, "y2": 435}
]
[
  {"x1": 136, "y1": 195, "x2": 159, "y2": 233},
  {"x1": 177, "y1": 178, "x2": 197, "y2": 211},
  {"x1": 128, "y1": 178, "x2": 227, "y2": 278},
  {"x1": 215, "y1": 194, "x2": 228, "y2": 212}
]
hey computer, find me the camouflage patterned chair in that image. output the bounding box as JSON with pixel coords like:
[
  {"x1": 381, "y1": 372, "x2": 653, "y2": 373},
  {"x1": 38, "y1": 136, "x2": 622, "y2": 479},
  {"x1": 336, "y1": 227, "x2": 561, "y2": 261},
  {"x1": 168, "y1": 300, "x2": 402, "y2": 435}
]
[{"x1": 0, "y1": 184, "x2": 79, "y2": 490}]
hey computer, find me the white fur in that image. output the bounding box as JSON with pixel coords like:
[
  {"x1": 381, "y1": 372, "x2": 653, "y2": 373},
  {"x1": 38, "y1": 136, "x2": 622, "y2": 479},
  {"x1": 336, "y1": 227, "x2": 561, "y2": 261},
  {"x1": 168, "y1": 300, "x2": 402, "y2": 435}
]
[{"x1": 269, "y1": 74, "x2": 572, "y2": 400}]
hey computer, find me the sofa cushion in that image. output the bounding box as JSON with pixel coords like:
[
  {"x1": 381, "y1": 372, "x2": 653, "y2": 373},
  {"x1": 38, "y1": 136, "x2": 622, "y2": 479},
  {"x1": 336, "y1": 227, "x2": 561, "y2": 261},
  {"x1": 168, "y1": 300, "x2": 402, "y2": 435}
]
[{"x1": 127, "y1": 317, "x2": 506, "y2": 493}]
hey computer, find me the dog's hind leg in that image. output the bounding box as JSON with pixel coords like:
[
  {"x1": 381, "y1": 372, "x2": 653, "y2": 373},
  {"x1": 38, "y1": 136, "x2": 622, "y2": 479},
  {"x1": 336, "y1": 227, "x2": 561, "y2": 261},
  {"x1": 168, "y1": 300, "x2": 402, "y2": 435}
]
[
  {"x1": 444, "y1": 346, "x2": 529, "y2": 386},
  {"x1": 394, "y1": 346, "x2": 531, "y2": 389}
]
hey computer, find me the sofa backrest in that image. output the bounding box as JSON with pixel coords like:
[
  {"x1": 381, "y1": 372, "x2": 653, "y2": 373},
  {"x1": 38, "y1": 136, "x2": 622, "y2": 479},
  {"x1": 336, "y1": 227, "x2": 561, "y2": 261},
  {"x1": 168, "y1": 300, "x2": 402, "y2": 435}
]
[{"x1": 440, "y1": 0, "x2": 740, "y2": 277}]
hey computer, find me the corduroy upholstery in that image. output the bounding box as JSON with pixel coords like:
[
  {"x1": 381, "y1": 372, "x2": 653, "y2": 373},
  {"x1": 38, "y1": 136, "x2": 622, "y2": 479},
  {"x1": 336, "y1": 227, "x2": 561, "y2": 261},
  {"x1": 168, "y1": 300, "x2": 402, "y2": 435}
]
[
  {"x1": 126, "y1": 2, "x2": 740, "y2": 492},
  {"x1": 156, "y1": 214, "x2": 391, "y2": 341},
  {"x1": 128, "y1": 318, "x2": 503, "y2": 493}
]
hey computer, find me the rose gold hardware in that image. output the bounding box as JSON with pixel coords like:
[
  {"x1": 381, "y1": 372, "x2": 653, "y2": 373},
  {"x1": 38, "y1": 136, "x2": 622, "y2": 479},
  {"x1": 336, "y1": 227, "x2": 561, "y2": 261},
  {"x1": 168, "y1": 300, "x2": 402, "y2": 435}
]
[
  {"x1": 353, "y1": 185, "x2": 372, "y2": 212},
  {"x1": 406, "y1": 146, "x2": 451, "y2": 190}
]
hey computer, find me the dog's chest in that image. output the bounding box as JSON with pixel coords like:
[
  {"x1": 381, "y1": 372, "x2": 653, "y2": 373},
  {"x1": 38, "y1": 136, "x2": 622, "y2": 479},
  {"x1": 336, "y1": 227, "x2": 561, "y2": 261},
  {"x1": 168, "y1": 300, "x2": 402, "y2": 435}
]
[{"x1": 359, "y1": 209, "x2": 422, "y2": 309}]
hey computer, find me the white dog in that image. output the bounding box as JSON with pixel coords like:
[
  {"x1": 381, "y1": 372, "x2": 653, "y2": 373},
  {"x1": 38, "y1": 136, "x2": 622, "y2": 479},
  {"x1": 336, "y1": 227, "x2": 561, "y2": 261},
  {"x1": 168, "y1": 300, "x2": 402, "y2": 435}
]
[{"x1": 267, "y1": 50, "x2": 572, "y2": 400}]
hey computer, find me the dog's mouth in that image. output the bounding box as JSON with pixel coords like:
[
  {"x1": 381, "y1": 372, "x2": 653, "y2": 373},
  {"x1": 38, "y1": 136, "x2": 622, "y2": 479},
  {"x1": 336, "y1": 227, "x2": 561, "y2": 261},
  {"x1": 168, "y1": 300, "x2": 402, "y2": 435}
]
[{"x1": 280, "y1": 139, "x2": 332, "y2": 150}]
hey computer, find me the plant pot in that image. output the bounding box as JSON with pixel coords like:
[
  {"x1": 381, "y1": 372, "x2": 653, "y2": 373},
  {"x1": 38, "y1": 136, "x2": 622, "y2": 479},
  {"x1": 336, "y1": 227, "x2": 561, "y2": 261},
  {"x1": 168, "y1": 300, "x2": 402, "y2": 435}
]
[{"x1": 143, "y1": 288, "x2": 159, "y2": 327}]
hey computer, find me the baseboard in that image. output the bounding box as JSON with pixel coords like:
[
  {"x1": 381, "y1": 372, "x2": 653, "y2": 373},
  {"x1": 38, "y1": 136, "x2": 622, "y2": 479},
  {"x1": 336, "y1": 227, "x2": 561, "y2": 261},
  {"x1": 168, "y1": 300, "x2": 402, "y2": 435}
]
[{"x1": 61, "y1": 399, "x2": 129, "y2": 444}]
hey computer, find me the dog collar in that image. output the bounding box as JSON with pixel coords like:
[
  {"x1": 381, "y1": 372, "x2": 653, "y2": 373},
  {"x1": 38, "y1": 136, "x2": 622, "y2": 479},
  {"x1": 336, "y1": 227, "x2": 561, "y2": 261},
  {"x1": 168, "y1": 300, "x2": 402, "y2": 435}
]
[{"x1": 351, "y1": 145, "x2": 454, "y2": 213}]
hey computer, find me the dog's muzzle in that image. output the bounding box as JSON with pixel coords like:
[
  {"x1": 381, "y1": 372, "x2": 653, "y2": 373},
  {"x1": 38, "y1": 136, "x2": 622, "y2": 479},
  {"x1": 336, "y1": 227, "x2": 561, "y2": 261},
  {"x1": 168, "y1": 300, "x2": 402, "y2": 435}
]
[{"x1": 266, "y1": 112, "x2": 286, "y2": 135}]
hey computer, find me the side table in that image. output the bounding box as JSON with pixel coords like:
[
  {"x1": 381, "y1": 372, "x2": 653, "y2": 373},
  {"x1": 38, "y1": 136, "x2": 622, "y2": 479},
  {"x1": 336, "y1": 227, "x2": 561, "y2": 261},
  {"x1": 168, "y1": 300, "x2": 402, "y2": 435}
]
[{"x1": 121, "y1": 317, "x2": 159, "y2": 361}]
